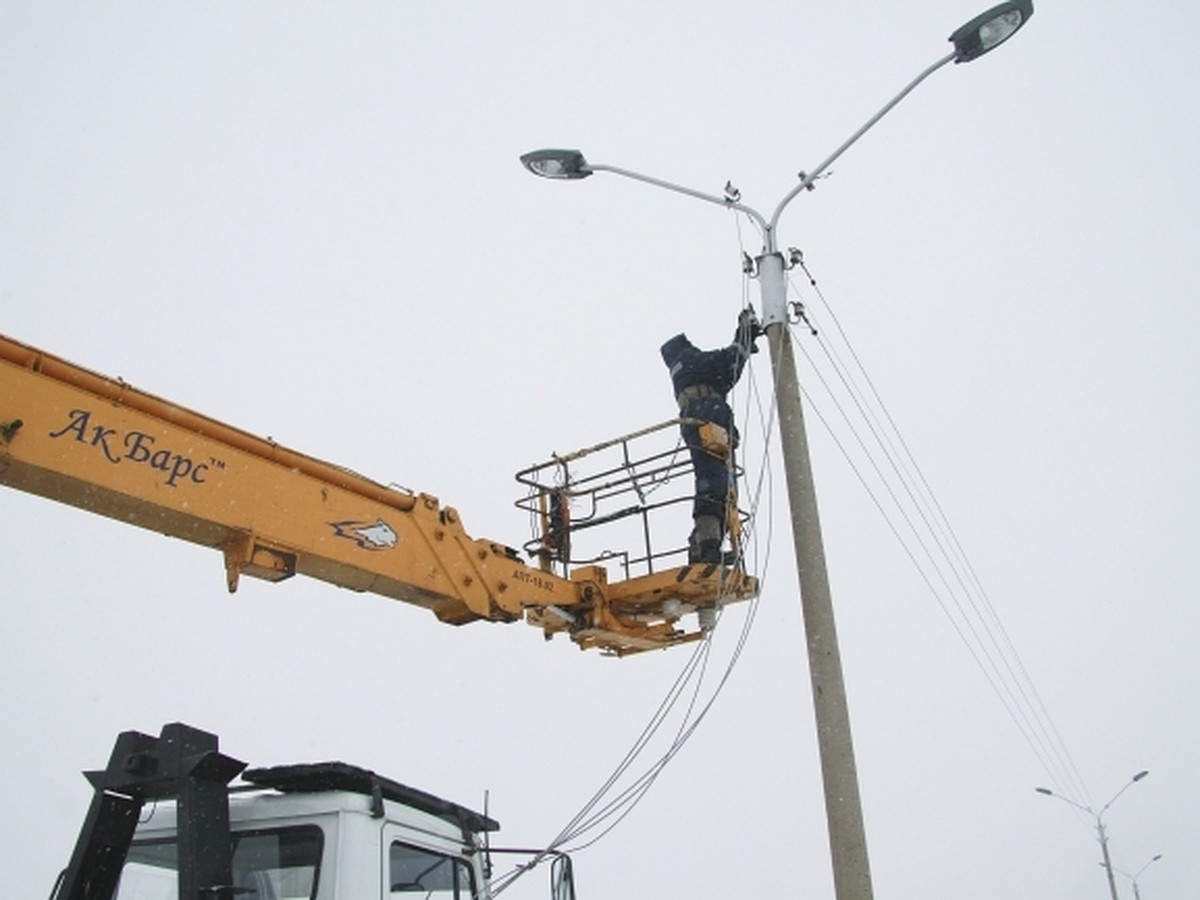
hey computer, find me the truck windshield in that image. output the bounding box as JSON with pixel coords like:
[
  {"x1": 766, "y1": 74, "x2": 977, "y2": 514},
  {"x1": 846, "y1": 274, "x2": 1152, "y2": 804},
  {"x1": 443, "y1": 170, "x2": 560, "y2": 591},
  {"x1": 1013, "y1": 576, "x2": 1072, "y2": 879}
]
[{"x1": 117, "y1": 825, "x2": 323, "y2": 900}]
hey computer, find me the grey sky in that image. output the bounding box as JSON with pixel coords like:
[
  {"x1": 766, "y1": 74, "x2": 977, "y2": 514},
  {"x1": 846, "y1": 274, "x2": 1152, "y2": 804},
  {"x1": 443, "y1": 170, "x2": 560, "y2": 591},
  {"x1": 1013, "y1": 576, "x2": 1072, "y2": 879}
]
[{"x1": 2, "y1": 2, "x2": 1197, "y2": 898}]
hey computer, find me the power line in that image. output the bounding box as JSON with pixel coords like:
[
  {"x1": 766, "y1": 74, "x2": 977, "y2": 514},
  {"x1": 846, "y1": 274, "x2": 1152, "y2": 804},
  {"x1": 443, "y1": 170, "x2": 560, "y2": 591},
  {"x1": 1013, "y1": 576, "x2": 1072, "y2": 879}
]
[
  {"x1": 779, "y1": 258, "x2": 1090, "y2": 804},
  {"x1": 491, "y1": 345, "x2": 778, "y2": 894}
]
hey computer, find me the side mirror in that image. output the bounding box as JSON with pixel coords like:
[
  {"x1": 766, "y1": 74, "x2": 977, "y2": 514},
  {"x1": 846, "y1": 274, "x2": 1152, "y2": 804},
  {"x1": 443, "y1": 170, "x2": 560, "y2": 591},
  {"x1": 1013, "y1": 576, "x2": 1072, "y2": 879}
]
[{"x1": 550, "y1": 854, "x2": 576, "y2": 900}]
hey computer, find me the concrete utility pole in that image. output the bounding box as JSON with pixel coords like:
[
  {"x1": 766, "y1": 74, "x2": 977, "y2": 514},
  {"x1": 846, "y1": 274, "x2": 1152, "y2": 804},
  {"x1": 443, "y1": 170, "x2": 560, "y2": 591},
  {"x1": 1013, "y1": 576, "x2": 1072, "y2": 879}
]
[{"x1": 521, "y1": 4, "x2": 1034, "y2": 898}]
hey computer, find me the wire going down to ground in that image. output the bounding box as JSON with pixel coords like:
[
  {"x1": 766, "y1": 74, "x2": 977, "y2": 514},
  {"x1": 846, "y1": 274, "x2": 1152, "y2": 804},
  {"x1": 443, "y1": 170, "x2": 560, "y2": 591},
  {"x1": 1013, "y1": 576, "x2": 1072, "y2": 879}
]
[
  {"x1": 489, "y1": 302, "x2": 779, "y2": 895},
  {"x1": 779, "y1": 252, "x2": 1091, "y2": 807}
]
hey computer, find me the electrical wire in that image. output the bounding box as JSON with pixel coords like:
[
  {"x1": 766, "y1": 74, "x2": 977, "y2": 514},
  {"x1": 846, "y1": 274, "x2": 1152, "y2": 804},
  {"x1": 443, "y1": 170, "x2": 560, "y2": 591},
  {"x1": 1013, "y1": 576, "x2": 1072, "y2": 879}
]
[
  {"x1": 489, "y1": 300, "x2": 778, "y2": 895},
  {"x1": 780, "y1": 257, "x2": 1091, "y2": 805},
  {"x1": 804, "y1": 273, "x2": 1090, "y2": 803},
  {"x1": 559, "y1": 355, "x2": 777, "y2": 849},
  {"x1": 731, "y1": 209, "x2": 1086, "y2": 802}
]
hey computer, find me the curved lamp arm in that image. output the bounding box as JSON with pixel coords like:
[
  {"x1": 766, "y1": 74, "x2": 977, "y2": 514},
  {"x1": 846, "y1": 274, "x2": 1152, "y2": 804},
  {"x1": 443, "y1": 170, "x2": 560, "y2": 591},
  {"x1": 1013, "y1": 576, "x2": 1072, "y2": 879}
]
[
  {"x1": 522, "y1": 1, "x2": 1034, "y2": 256},
  {"x1": 1099, "y1": 769, "x2": 1150, "y2": 819},
  {"x1": 768, "y1": 51, "x2": 955, "y2": 236}
]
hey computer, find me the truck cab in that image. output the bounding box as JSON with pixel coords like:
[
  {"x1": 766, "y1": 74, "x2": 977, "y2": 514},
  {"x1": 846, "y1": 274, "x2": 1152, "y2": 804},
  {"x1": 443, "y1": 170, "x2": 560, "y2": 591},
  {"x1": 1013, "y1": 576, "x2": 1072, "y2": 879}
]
[{"x1": 54, "y1": 724, "x2": 574, "y2": 900}]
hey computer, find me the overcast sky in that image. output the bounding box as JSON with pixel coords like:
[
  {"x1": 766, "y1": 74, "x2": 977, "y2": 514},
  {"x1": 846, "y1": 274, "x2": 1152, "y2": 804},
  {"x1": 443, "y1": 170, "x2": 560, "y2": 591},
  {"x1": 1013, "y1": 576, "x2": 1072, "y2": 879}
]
[{"x1": 3, "y1": 2, "x2": 1197, "y2": 899}]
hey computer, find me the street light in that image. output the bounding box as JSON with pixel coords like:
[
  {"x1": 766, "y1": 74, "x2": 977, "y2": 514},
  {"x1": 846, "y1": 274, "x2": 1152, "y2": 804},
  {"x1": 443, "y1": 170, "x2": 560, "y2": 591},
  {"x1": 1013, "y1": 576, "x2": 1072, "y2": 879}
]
[
  {"x1": 521, "y1": 5, "x2": 1033, "y2": 900},
  {"x1": 1036, "y1": 770, "x2": 1150, "y2": 900},
  {"x1": 949, "y1": 0, "x2": 1033, "y2": 62},
  {"x1": 1117, "y1": 853, "x2": 1163, "y2": 900}
]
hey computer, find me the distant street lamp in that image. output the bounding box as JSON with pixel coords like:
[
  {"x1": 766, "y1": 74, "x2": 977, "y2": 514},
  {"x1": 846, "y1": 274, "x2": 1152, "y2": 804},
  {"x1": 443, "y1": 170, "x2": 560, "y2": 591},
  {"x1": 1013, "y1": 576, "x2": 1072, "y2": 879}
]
[
  {"x1": 522, "y1": 5, "x2": 1034, "y2": 900},
  {"x1": 1116, "y1": 853, "x2": 1163, "y2": 900},
  {"x1": 1036, "y1": 770, "x2": 1149, "y2": 900}
]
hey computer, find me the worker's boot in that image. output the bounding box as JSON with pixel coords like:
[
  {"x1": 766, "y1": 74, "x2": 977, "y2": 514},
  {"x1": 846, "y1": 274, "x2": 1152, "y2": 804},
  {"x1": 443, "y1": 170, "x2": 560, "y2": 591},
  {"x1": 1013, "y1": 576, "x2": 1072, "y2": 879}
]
[{"x1": 688, "y1": 515, "x2": 724, "y2": 564}]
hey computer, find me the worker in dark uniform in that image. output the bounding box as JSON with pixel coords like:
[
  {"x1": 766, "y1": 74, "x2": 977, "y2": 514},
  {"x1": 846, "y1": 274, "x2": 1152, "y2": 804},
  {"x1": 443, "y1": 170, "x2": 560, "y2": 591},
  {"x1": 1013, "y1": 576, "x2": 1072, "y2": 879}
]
[{"x1": 660, "y1": 307, "x2": 760, "y2": 563}]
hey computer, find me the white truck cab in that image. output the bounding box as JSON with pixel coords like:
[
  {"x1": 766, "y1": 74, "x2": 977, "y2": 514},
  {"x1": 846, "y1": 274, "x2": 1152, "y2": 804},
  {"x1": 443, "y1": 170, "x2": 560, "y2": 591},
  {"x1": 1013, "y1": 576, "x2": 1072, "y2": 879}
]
[{"x1": 53, "y1": 724, "x2": 575, "y2": 900}]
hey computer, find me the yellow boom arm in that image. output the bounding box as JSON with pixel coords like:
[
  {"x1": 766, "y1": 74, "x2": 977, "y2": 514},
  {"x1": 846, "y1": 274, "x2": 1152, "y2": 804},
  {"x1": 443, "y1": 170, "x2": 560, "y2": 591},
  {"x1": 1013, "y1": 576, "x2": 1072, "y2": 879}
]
[{"x1": 0, "y1": 333, "x2": 755, "y2": 655}]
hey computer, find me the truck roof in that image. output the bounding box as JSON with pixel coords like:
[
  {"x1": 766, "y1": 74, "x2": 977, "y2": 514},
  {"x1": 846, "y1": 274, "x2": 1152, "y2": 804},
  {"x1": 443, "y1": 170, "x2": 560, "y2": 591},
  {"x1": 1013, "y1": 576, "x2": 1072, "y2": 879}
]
[{"x1": 242, "y1": 762, "x2": 500, "y2": 835}]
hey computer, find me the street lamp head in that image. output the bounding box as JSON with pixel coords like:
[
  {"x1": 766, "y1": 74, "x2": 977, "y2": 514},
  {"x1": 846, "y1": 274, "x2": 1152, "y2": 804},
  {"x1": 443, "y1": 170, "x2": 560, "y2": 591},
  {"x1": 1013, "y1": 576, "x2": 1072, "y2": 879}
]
[
  {"x1": 519, "y1": 149, "x2": 592, "y2": 180},
  {"x1": 949, "y1": 0, "x2": 1034, "y2": 63},
  {"x1": 1133, "y1": 769, "x2": 1149, "y2": 782},
  {"x1": 1034, "y1": 787, "x2": 1053, "y2": 795}
]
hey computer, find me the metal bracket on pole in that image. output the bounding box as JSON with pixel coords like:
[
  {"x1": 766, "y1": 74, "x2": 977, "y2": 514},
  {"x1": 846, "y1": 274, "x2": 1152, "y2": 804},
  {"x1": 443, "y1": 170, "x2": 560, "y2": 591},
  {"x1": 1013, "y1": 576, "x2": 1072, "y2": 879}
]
[{"x1": 757, "y1": 252, "x2": 789, "y2": 330}]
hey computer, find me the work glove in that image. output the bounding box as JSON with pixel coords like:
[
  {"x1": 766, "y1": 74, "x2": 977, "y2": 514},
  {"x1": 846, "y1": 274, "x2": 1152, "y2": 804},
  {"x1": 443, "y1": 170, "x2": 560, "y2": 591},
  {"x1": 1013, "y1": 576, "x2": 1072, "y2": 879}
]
[{"x1": 737, "y1": 307, "x2": 761, "y2": 353}]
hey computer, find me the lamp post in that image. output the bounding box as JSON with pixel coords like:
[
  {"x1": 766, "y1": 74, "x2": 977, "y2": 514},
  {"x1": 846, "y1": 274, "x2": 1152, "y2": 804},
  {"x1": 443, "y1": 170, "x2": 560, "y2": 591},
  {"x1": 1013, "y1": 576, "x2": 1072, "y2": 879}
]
[
  {"x1": 1117, "y1": 853, "x2": 1163, "y2": 900},
  {"x1": 1036, "y1": 770, "x2": 1150, "y2": 900},
  {"x1": 521, "y1": 4, "x2": 1033, "y2": 899}
]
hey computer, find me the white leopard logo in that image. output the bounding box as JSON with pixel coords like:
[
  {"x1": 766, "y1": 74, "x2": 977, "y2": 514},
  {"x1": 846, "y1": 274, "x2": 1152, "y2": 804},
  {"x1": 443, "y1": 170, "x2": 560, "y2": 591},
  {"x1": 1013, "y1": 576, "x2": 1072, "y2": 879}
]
[{"x1": 330, "y1": 518, "x2": 397, "y2": 550}]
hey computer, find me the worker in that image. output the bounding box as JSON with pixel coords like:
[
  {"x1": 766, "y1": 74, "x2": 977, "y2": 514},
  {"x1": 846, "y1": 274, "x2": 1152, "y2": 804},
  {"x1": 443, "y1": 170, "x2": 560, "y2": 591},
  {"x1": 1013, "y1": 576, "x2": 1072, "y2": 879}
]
[{"x1": 660, "y1": 307, "x2": 761, "y2": 564}]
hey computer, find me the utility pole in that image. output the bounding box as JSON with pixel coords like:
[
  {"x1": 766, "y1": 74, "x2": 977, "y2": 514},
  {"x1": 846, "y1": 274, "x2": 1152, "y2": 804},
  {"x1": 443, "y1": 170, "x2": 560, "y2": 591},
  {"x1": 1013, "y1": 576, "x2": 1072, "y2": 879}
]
[
  {"x1": 758, "y1": 250, "x2": 873, "y2": 899},
  {"x1": 1098, "y1": 820, "x2": 1120, "y2": 900}
]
